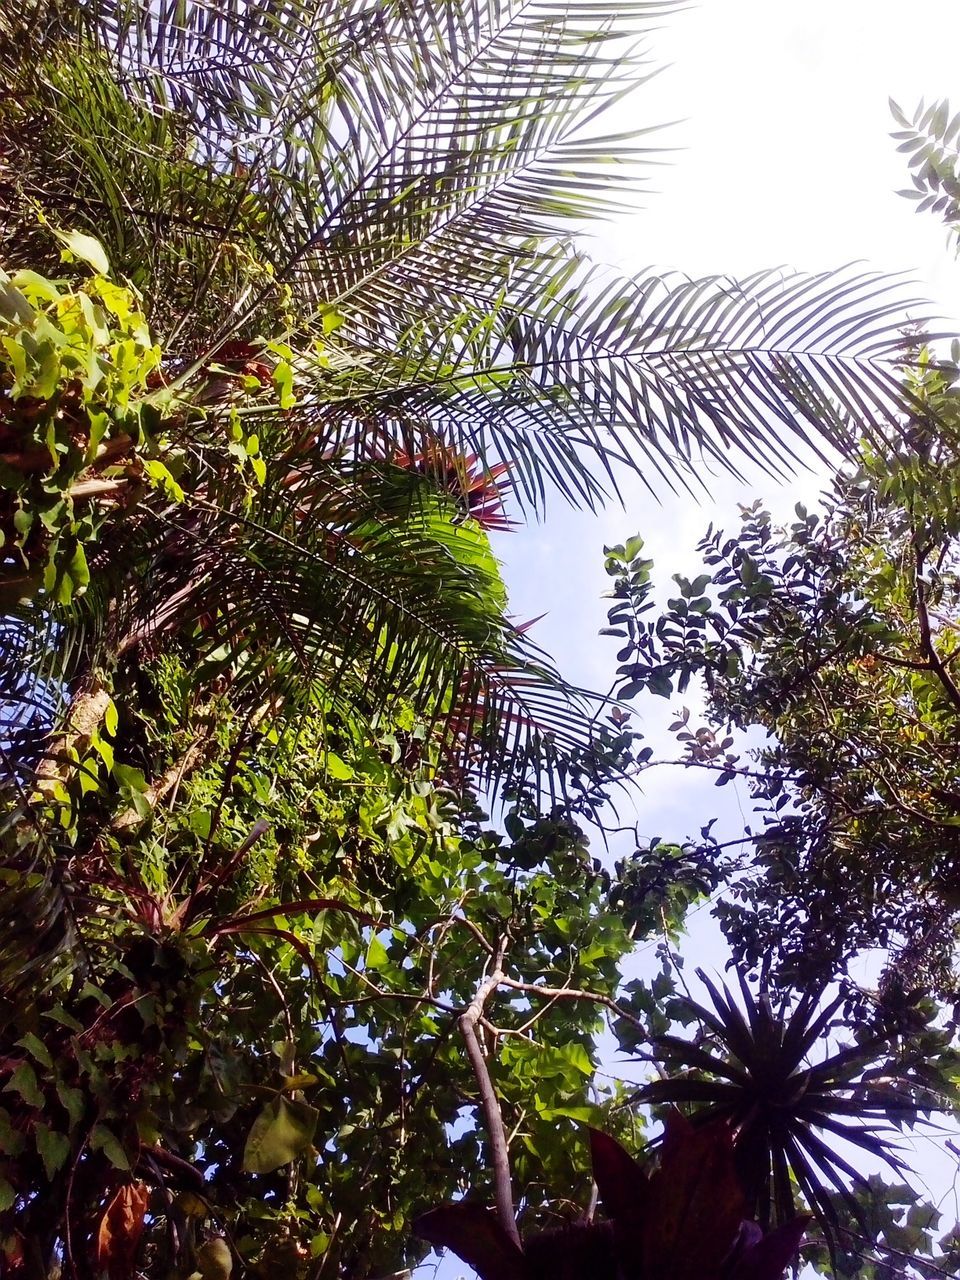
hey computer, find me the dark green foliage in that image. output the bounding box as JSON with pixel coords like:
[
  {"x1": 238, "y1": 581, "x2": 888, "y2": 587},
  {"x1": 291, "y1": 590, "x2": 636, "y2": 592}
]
[
  {"x1": 0, "y1": 679, "x2": 636, "y2": 1271},
  {"x1": 601, "y1": 357, "x2": 960, "y2": 1277},
  {"x1": 2, "y1": 4, "x2": 958, "y2": 1277}
]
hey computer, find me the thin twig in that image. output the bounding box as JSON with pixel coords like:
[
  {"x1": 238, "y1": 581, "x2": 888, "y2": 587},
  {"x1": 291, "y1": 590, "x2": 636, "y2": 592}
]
[
  {"x1": 112, "y1": 734, "x2": 211, "y2": 831},
  {"x1": 915, "y1": 545, "x2": 960, "y2": 713},
  {"x1": 497, "y1": 976, "x2": 646, "y2": 1032},
  {"x1": 452, "y1": 913, "x2": 495, "y2": 954}
]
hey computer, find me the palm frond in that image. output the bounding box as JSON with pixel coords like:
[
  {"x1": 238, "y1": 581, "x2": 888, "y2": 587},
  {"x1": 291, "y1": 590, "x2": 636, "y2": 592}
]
[{"x1": 6, "y1": 0, "x2": 936, "y2": 511}]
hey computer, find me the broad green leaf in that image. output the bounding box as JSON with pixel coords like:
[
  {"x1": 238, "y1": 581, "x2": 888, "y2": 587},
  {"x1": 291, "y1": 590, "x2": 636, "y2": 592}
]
[
  {"x1": 0, "y1": 279, "x2": 34, "y2": 325},
  {"x1": 34, "y1": 1124, "x2": 70, "y2": 1179},
  {"x1": 143, "y1": 458, "x2": 185, "y2": 502},
  {"x1": 11, "y1": 270, "x2": 62, "y2": 304},
  {"x1": 90, "y1": 1124, "x2": 130, "y2": 1171},
  {"x1": 647, "y1": 670, "x2": 672, "y2": 699},
  {"x1": 112, "y1": 763, "x2": 148, "y2": 792},
  {"x1": 103, "y1": 696, "x2": 119, "y2": 739},
  {"x1": 15, "y1": 1032, "x2": 53, "y2": 1071},
  {"x1": 3, "y1": 1062, "x2": 43, "y2": 1108},
  {"x1": 51, "y1": 227, "x2": 111, "y2": 276},
  {"x1": 324, "y1": 752, "x2": 354, "y2": 781},
  {"x1": 365, "y1": 934, "x2": 389, "y2": 970},
  {"x1": 0, "y1": 1108, "x2": 25, "y2": 1156},
  {"x1": 242, "y1": 1096, "x2": 319, "y2": 1174},
  {"x1": 56, "y1": 1082, "x2": 85, "y2": 1129},
  {"x1": 273, "y1": 360, "x2": 295, "y2": 409}
]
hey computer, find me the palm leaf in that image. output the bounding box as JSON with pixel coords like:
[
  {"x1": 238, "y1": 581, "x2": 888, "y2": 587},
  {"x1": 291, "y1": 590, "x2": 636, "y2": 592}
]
[{"x1": 5, "y1": 1, "x2": 940, "y2": 510}]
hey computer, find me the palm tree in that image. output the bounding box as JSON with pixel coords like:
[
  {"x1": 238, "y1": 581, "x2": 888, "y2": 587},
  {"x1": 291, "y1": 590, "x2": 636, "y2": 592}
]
[
  {"x1": 3, "y1": 0, "x2": 932, "y2": 496},
  {"x1": 0, "y1": 0, "x2": 939, "y2": 994},
  {"x1": 0, "y1": 0, "x2": 936, "y2": 759}
]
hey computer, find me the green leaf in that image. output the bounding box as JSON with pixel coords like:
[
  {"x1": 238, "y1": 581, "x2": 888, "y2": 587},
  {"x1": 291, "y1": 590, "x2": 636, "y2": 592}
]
[
  {"x1": 90, "y1": 1124, "x2": 130, "y2": 1171},
  {"x1": 143, "y1": 458, "x2": 185, "y2": 502},
  {"x1": 15, "y1": 1032, "x2": 53, "y2": 1071},
  {"x1": 103, "y1": 696, "x2": 119, "y2": 739},
  {"x1": 56, "y1": 1081, "x2": 85, "y2": 1129},
  {"x1": 242, "y1": 1095, "x2": 319, "y2": 1174},
  {"x1": 51, "y1": 227, "x2": 111, "y2": 276},
  {"x1": 112, "y1": 763, "x2": 148, "y2": 793},
  {"x1": 188, "y1": 809, "x2": 213, "y2": 839},
  {"x1": 34, "y1": 1123, "x2": 70, "y2": 1178},
  {"x1": 324, "y1": 752, "x2": 354, "y2": 781},
  {"x1": 365, "y1": 935, "x2": 389, "y2": 971},
  {"x1": 0, "y1": 1108, "x2": 25, "y2": 1156},
  {"x1": 3, "y1": 1061, "x2": 43, "y2": 1108},
  {"x1": 0, "y1": 278, "x2": 34, "y2": 326},
  {"x1": 647, "y1": 670, "x2": 673, "y2": 699},
  {"x1": 0, "y1": 1178, "x2": 14, "y2": 1212},
  {"x1": 273, "y1": 360, "x2": 295, "y2": 409},
  {"x1": 45, "y1": 1004, "x2": 83, "y2": 1033},
  {"x1": 320, "y1": 306, "x2": 344, "y2": 335}
]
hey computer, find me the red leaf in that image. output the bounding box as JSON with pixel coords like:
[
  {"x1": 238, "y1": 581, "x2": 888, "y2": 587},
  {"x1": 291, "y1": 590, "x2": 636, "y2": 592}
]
[
  {"x1": 724, "y1": 1215, "x2": 811, "y2": 1280},
  {"x1": 640, "y1": 1116, "x2": 746, "y2": 1280},
  {"x1": 2, "y1": 1233, "x2": 25, "y2": 1273},
  {"x1": 95, "y1": 1182, "x2": 149, "y2": 1278},
  {"x1": 414, "y1": 1204, "x2": 526, "y2": 1280},
  {"x1": 588, "y1": 1128, "x2": 648, "y2": 1224}
]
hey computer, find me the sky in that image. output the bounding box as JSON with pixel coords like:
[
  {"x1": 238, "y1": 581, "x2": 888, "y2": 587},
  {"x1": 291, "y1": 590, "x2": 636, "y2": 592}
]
[
  {"x1": 420, "y1": 2, "x2": 960, "y2": 1275},
  {"x1": 498, "y1": 0, "x2": 960, "y2": 866}
]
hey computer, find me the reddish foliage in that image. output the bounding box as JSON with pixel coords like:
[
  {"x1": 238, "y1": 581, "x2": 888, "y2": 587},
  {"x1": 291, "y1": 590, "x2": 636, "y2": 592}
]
[
  {"x1": 94, "y1": 1182, "x2": 149, "y2": 1279},
  {"x1": 415, "y1": 1116, "x2": 808, "y2": 1280},
  {"x1": 393, "y1": 445, "x2": 514, "y2": 530}
]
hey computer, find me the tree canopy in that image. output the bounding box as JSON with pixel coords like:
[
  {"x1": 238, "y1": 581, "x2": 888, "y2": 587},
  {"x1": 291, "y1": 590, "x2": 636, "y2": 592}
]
[
  {"x1": 602, "y1": 304, "x2": 960, "y2": 1280},
  {"x1": 1, "y1": 2, "x2": 958, "y2": 1279}
]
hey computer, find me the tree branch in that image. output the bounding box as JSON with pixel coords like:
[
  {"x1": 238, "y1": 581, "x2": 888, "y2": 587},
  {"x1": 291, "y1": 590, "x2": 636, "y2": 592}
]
[
  {"x1": 113, "y1": 735, "x2": 211, "y2": 831},
  {"x1": 497, "y1": 976, "x2": 646, "y2": 1032},
  {"x1": 458, "y1": 938, "x2": 520, "y2": 1250},
  {"x1": 914, "y1": 545, "x2": 960, "y2": 714},
  {"x1": 34, "y1": 680, "x2": 112, "y2": 795}
]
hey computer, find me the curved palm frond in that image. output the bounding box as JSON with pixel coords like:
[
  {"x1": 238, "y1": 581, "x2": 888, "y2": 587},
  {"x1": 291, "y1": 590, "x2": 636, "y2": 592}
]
[
  {"x1": 2, "y1": 0, "x2": 939, "y2": 513},
  {"x1": 108, "y1": 460, "x2": 598, "y2": 762},
  {"x1": 385, "y1": 260, "x2": 930, "y2": 508}
]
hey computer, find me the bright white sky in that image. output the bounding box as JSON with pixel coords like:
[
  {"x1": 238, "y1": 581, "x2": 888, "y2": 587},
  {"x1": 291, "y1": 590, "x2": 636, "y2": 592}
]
[
  {"x1": 501, "y1": 0, "x2": 960, "y2": 839},
  {"x1": 424, "y1": 3, "x2": 960, "y2": 1275}
]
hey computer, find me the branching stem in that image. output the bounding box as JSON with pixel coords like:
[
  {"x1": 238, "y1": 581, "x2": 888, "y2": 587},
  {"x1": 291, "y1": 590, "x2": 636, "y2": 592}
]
[{"x1": 458, "y1": 938, "x2": 520, "y2": 1250}]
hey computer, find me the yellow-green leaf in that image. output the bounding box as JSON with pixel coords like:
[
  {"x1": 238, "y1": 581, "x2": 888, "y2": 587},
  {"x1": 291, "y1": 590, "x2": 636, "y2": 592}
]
[
  {"x1": 52, "y1": 227, "x2": 111, "y2": 277},
  {"x1": 242, "y1": 1095, "x2": 318, "y2": 1174}
]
